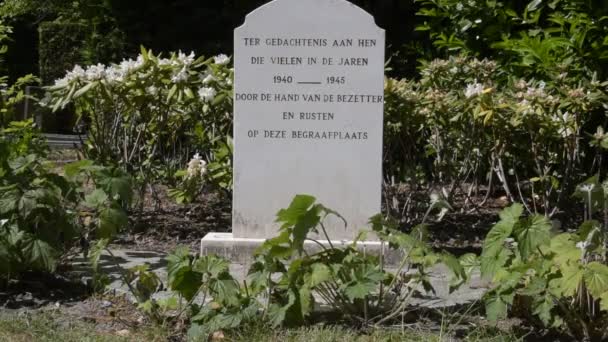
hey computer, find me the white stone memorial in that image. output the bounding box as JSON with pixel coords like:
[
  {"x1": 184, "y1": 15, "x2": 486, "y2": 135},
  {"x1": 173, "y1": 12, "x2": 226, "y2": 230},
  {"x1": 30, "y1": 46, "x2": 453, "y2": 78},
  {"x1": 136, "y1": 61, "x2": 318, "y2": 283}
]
[{"x1": 202, "y1": 0, "x2": 385, "y2": 259}]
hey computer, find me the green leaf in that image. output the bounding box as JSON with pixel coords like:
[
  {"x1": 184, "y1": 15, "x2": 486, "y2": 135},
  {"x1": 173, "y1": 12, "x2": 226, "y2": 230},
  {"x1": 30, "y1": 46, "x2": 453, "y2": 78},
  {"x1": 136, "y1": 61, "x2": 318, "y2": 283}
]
[
  {"x1": 21, "y1": 237, "x2": 59, "y2": 272},
  {"x1": 276, "y1": 194, "x2": 316, "y2": 227},
  {"x1": 344, "y1": 281, "x2": 376, "y2": 301},
  {"x1": 579, "y1": 220, "x2": 600, "y2": 238},
  {"x1": 0, "y1": 186, "x2": 19, "y2": 214},
  {"x1": 73, "y1": 82, "x2": 97, "y2": 98},
  {"x1": 186, "y1": 322, "x2": 208, "y2": 342},
  {"x1": 514, "y1": 215, "x2": 551, "y2": 260},
  {"x1": 485, "y1": 294, "x2": 508, "y2": 322},
  {"x1": 298, "y1": 284, "x2": 313, "y2": 318},
  {"x1": 166, "y1": 247, "x2": 203, "y2": 301},
  {"x1": 267, "y1": 290, "x2": 297, "y2": 327},
  {"x1": 64, "y1": 159, "x2": 94, "y2": 178},
  {"x1": 94, "y1": 168, "x2": 132, "y2": 204},
  {"x1": 550, "y1": 263, "x2": 583, "y2": 297},
  {"x1": 167, "y1": 84, "x2": 178, "y2": 101},
  {"x1": 193, "y1": 255, "x2": 230, "y2": 278},
  {"x1": 292, "y1": 207, "x2": 321, "y2": 251},
  {"x1": 481, "y1": 248, "x2": 512, "y2": 279},
  {"x1": 459, "y1": 253, "x2": 479, "y2": 279},
  {"x1": 309, "y1": 263, "x2": 331, "y2": 287},
  {"x1": 526, "y1": 0, "x2": 542, "y2": 11},
  {"x1": 550, "y1": 234, "x2": 581, "y2": 267},
  {"x1": 519, "y1": 276, "x2": 547, "y2": 296},
  {"x1": 208, "y1": 275, "x2": 240, "y2": 306},
  {"x1": 483, "y1": 204, "x2": 522, "y2": 257},
  {"x1": 599, "y1": 292, "x2": 608, "y2": 312},
  {"x1": 98, "y1": 207, "x2": 128, "y2": 239},
  {"x1": 584, "y1": 262, "x2": 608, "y2": 297},
  {"x1": 85, "y1": 189, "x2": 109, "y2": 208},
  {"x1": 532, "y1": 295, "x2": 555, "y2": 326},
  {"x1": 89, "y1": 238, "x2": 109, "y2": 272}
]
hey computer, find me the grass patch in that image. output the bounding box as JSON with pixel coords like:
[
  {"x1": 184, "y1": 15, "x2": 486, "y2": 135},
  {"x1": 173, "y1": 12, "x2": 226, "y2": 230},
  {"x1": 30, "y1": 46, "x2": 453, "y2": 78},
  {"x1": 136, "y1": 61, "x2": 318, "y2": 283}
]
[
  {"x1": 0, "y1": 311, "x2": 167, "y2": 342},
  {"x1": 226, "y1": 324, "x2": 521, "y2": 342},
  {"x1": 0, "y1": 310, "x2": 521, "y2": 342}
]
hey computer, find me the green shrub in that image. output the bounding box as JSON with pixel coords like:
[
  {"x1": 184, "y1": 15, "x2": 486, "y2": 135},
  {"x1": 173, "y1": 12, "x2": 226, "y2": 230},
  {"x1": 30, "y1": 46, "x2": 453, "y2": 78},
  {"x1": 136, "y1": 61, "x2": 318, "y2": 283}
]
[
  {"x1": 472, "y1": 184, "x2": 608, "y2": 340},
  {"x1": 38, "y1": 22, "x2": 88, "y2": 85},
  {"x1": 46, "y1": 48, "x2": 234, "y2": 204},
  {"x1": 383, "y1": 55, "x2": 608, "y2": 216},
  {"x1": 0, "y1": 120, "x2": 132, "y2": 281},
  {"x1": 112, "y1": 195, "x2": 465, "y2": 339}
]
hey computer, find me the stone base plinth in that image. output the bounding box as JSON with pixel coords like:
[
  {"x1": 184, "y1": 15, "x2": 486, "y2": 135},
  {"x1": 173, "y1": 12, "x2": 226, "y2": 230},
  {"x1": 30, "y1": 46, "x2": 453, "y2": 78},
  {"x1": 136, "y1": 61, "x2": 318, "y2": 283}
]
[{"x1": 200, "y1": 232, "x2": 403, "y2": 265}]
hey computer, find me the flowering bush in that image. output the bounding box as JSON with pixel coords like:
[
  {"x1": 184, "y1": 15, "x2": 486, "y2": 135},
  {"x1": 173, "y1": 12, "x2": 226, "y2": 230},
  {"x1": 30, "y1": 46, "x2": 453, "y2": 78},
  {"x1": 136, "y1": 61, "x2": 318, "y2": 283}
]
[
  {"x1": 45, "y1": 48, "x2": 234, "y2": 203},
  {"x1": 384, "y1": 55, "x2": 608, "y2": 216}
]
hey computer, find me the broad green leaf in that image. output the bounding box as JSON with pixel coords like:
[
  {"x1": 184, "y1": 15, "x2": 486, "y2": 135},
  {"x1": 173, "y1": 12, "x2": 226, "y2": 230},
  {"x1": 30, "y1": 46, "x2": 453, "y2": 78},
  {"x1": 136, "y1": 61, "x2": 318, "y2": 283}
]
[
  {"x1": 584, "y1": 262, "x2": 608, "y2": 297},
  {"x1": 309, "y1": 263, "x2": 331, "y2": 287},
  {"x1": 267, "y1": 290, "x2": 297, "y2": 327},
  {"x1": 514, "y1": 215, "x2": 551, "y2": 260},
  {"x1": 18, "y1": 188, "x2": 47, "y2": 218},
  {"x1": 499, "y1": 203, "x2": 524, "y2": 224},
  {"x1": 84, "y1": 189, "x2": 109, "y2": 208},
  {"x1": 98, "y1": 207, "x2": 128, "y2": 238},
  {"x1": 193, "y1": 255, "x2": 230, "y2": 277},
  {"x1": 550, "y1": 234, "x2": 581, "y2": 267},
  {"x1": 519, "y1": 276, "x2": 547, "y2": 296},
  {"x1": 186, "y1": 322, "x2": 208, "y2": 342},
  {"x1": 344, "y1": 281, "x2": 376, "y2": 301},
  {"x1": 550, "y1": 263, "x2": 583, "y2": 297},
  {"x1": 481, "y1": 244, "x2": 512, "y2": 279},
  {"x1": 21, "y1": 237, "x2": 59, "y2": 272},
  {"x1": 95, "y1": 168, "x2": 132, "y2": 204},
  {"x1": 64, "y1": 159, "x2": 94, "y2": 178},
  {"x1": 485, "y1": 294, "x2": 508, "y2": 322},
  {"x1": 532, "y1": 295, "x2": 555, "y2": 326},
  {"x1": 298, "y1": 284, "x2": 313, "y2": 318},
  {"x1": 599, "y1": 292, "x2": 608, "y2": 312},
  {"x1": 276, "y1": 194, "x2": 316, "y2": 227},
  {"x1": 0, "y1": 186, "x2": 19, "y2": 214},
  {"x1": 482, "y1": 204, "x2": 523, "y2": 259},
  {"x1": 158, "y1": 296, "x2": 180, "y2": 310},
  {"x1": 208, "y1": 275, "x2": 240, "y2": 306},
  {"x1": 171, "y1": 268, "x2": 201, "y2": 301},
  {"x1": 292, "y1": 207, "x2": 321, "y2": 251},
  {"x1": 459, "y1": 253, "x2": 479, "y2": 278}
]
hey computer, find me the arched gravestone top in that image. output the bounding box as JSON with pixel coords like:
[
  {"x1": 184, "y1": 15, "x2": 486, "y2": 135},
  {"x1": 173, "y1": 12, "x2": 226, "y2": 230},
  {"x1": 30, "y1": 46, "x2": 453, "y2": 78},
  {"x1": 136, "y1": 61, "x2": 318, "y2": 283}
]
[
  {"x1": 232, "y1": 0, "x2": 385, "y2": 240},
  {"x1": 236, "y1": 0, "x2": 383, "y2": 33}
]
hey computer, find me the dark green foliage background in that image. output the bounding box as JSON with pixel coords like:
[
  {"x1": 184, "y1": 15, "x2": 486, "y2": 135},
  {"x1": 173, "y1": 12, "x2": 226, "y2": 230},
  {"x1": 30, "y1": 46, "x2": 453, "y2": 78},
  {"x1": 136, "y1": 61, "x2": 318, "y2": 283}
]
[
  {"x1": 38, "y1": 22, "x2": 87, "y2": 85},
  {"x1": 4, "y1": 0, "x2": 420, "y2": 83}
]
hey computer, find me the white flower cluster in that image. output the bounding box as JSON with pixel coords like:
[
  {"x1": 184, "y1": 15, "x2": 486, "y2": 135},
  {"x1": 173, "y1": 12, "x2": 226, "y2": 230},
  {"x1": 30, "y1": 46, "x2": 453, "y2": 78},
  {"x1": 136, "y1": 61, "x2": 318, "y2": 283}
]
[
  {"x1": 464, "y1": 80, "x2": 484, "y2": 98},
  {"x1": 52, "y1": 51, "x2": 232, "y2": 108},
  {"x1": 552, "y1": 112, "x2": 574, "y2": 137},
  {"x1": 54, "y1": 55, "x2": 145, "y2": 87},
  {"x1": 198, "y1": 87, "x2": 217, "y2": 102},
  {"x1": 170, "y1": 51, "x2": 197, "y2": 83},
  {"x1": 201, "y1": 71, "x2": 215, "y2": 84},
  {"x1": 187, "y1": 153, "x2": 207, "y2": 180},
  {"x1": 178, "y1": 51, "x2": 195, "y2": 66},
  {"x1": 214, "y1": 54, "x2": 230, "y2": 65},
  {"x1": 171, "y1": 67, "x2": 189, "y2": 83}
]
